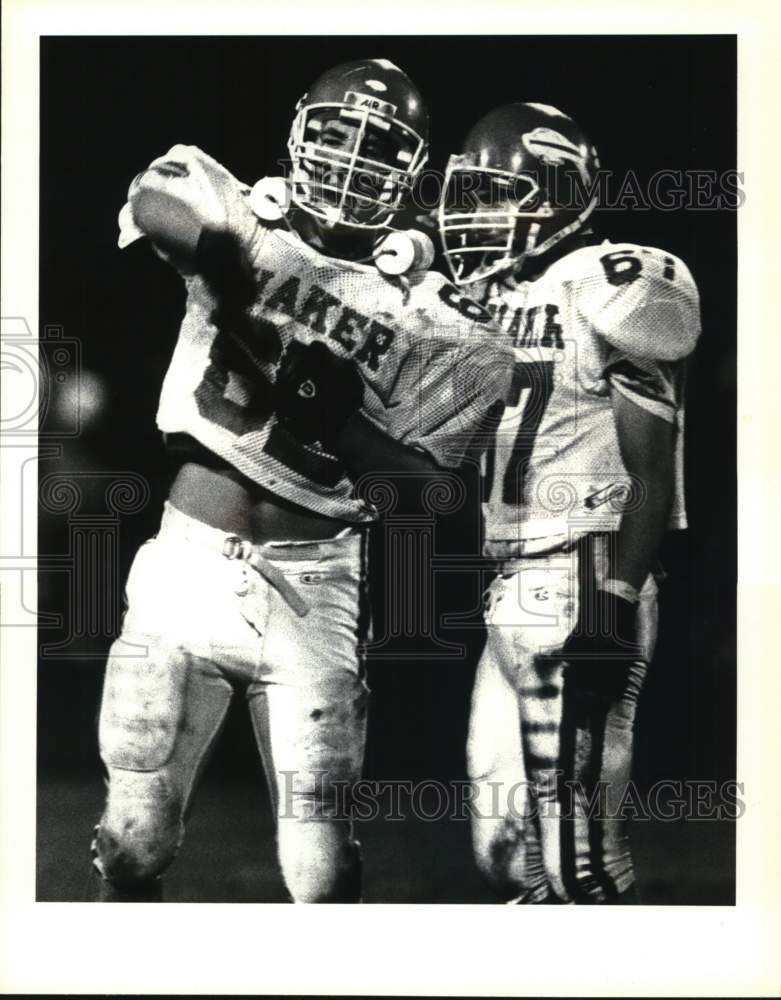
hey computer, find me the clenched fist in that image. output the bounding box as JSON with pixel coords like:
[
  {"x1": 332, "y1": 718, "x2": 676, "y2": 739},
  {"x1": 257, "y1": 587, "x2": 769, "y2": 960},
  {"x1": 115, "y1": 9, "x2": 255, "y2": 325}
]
[{"x1": 274, "y1": 340, "x2": 364, "y2": 444}]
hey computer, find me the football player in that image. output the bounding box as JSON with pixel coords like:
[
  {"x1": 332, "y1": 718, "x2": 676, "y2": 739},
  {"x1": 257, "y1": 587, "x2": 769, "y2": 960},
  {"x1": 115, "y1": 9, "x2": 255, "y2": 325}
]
[
  {"x1": 437, "y1": 103, "x2": 701, "y2": 903},
  {"x1": 91, "y1": 59, "x2": 513, "y2": 903}
]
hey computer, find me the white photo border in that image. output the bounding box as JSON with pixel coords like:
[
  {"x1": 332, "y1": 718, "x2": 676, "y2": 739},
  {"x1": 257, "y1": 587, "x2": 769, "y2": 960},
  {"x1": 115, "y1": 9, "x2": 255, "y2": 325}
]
[{"x1": 1, "y1": 0, "x2": 779, "y2": 995}]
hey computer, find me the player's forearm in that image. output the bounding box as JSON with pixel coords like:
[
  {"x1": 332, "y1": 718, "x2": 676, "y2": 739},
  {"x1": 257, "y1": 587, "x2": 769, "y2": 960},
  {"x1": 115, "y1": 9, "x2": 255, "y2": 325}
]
[
  {"x1": 273, "y1": 346, "x2": 444, "y2": 512},
  {"x1": 333, "y1": 413, "x2": 441, "y2": 479},
  {"x1": 609, "y1": 389, "x2": 676, "y2": 593},
  {"x1": 331, "y1": 412, "x2": 444, "y2": 515},
  {"x1": 610, "y1": 474, "x2": 673, "y2": 592}
]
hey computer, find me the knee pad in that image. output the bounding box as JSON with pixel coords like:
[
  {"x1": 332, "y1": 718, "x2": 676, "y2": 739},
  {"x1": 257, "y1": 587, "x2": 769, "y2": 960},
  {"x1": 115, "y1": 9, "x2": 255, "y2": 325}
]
[
  {"x1": 92, "y1": 772, "x2": 183, "y2": 886},
  {"x1": 472, "y1": 815, "x2": 546, "y2": 903},
  {"x1": 277, "y1": 823, "x2": 361, "y2": 902},
  {"x1": 472, "y1": 832, "x2": 517, "y2": 898},
  {"x1": 92, "y1": 817, "x2": 179, "y2": 886}
]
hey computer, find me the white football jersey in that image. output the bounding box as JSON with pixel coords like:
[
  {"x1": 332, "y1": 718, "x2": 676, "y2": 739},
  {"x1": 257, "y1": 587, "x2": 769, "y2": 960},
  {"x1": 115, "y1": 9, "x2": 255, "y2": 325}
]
[
  {"x1": 475, "y1": 240, "x2": 701, "y2": 557},
  {"x1": 120, "y1": 146, "x2": 513, "y2": 522}
]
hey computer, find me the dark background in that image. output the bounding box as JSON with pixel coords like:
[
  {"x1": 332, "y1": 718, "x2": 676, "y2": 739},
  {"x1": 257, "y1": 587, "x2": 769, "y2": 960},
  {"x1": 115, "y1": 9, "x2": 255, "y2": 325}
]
[{"x1": 37, "y1": 36, "x2": 737, "y2": 901}]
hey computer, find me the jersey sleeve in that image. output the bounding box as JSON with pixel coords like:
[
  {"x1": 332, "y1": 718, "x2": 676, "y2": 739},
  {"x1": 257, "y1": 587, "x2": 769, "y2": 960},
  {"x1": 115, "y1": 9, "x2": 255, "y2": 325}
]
[
  {"x1": 376, "y1": 328, "x2": 514, "y2": 469},
  {"x1": 604, "y1": 353, "x2": 685, "y2": 424},
  {"x1": 117, "y1": 145, "x2": 260, "y2": 270},
  {"x1": 575, "y1": 244, "x2": 701, "y2": 362}
]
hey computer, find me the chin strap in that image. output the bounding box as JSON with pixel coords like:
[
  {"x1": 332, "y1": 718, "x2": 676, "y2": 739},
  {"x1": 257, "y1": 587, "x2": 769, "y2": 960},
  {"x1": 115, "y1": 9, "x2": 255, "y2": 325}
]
[
  {"x1": 482, "y1": 206, "x2": 599, "y2": 286},
  {"x1": 524, "y1": 196, "x2": 598, "y2": 260}
]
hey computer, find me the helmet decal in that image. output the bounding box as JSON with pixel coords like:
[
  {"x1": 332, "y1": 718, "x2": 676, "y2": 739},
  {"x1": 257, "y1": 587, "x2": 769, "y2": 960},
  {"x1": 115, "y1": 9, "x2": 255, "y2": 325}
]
[
  {"x1": 522, "y1": 127, "x2": 591, "y2": 183},
  {"x1": 344, "y1": 91, "x2": 398, "y2": 119}
]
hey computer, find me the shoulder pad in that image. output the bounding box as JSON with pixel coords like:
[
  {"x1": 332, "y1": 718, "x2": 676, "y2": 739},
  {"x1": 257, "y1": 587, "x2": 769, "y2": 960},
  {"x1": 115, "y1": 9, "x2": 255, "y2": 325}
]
[{"x1": 568, "y1": 242, "x2": 701, "y2": 361}]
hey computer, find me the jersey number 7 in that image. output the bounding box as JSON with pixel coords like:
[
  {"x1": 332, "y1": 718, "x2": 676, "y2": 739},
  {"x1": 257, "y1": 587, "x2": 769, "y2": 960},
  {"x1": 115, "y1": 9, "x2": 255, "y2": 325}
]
[{"x1": 483, "y1": 360, "x2": 555, "y2": 507}]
